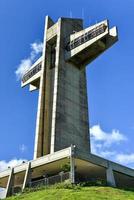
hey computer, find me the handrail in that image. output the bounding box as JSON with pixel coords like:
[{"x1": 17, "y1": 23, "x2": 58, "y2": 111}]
[
  {"x1": 66, "y1": 24, "x2": 107, "y2": 51},
  {"x1": 22, "y1": 62, "x2": 42, "y2": 83},
  {"x1": 30, "y1": 172, "x2": 70, "y2": 188}
]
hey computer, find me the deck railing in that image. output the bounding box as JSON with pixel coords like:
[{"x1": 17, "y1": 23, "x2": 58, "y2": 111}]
[
  {"x1": 30, "y1": 172, "x2": 71, "y2": 188},
  {"x1": 66, "y1": 24, "x2": 107, "y2": 51},
  {"x1": 22, "y1": 62, "x2": 42, "y2": 83},
  {"x1": 10, "y1": 172, "x2": 70, "y2": 196}
]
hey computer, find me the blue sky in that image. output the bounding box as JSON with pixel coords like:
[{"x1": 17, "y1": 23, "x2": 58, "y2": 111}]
[{"x1": 0, "y1": 0, "x2": 134, "y2": 170}]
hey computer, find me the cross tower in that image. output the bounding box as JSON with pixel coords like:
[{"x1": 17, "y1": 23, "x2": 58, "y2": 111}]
[
  {"x1": 1, "y1": 16, "x2": 134, "y2": 199},
  {"x1": 21, "y1": 16, "x2": 118, "y2": 159}
]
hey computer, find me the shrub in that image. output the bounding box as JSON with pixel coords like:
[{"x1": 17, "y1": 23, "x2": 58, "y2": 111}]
[
  {"x1": 80, "y1": 179, "x2": 107, "y2": 187},
  {"x1": 60, "y1": 162, "x2": 70, "y2": 172},
  {"x1": 52, "y1": 180, "x2": 81, "y2": 190}
]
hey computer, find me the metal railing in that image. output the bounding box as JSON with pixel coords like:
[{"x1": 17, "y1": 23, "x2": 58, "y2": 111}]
[
  {"x1": 30, "y1": 172, "x2": 71, "y2": 188},
  {"x1": 66, "y1": 23, "x2": 107, "y2": 51},
  {"x1": 8, "y1": 172, "x2": 70, "y2": 196},
  {"x1": 22, "y1": 62, "x2": 42, "y2": 83}
]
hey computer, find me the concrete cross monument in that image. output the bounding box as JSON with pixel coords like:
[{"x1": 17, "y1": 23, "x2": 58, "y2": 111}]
[
  {"x1": 21, "y1": 16, "x2": 117, "y2": 159},
  {"x1": 0, "y1": 16, "x2": 134, "y2": 199}
]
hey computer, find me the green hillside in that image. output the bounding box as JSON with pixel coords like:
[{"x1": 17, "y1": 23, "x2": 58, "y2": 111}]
[{"x1": 6, "y1": 186, "x2": 134, "y2": 200}]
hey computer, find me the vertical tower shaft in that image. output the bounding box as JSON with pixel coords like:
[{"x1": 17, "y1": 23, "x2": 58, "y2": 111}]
[{"x1": 34, "y1": 17, "x2": 90, "y2": 159}]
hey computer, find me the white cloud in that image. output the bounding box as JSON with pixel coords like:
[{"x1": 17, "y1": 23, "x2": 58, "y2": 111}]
[
  {"x1": 99, "y1": 151, "x2": 116, "y2": 158},
  {"x1": 15, "y1": 41, "x2": 43, "y2": 80},
  {"x1": 90, "y1": 124, "x2": 134, "y2": 168},
  {"x1": 19, "y1": 144, "x2": 27, "y2": 153},
  {"x1": 90, "y1": 124, "x2": 126, "y2": 147},
  {"x1": 0, "y1": 188, "x2": 6, "y2": 199},
  {"x1": 115, "y1": 153, "x2": 134, "y2": 165},
  {"x1": 15, "y1": 58, "x2": 32, "y2": 80},
  {"x1": 31, "y1": 42, "x2": 43, "y2": 55},
  {"x1": 0, "y1": 159, "x2": 27, "y2": 172},
  {"x1": 90, "y1": 125, "x2": 128, "y2": 161},
  {"x1": 91, "y1": 138, "x2": 116, "y2": 158}
]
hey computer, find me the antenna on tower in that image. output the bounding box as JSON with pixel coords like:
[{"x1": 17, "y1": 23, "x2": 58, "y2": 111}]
[
  {"x1": 69, "y1": 10, "x2": 72, "y2": 18},
  {"x1": 82, "y1": 8, "x2": 84, "y2": 20},
  {"x1": 89, "y1": 16, "x2": 91, "y2": 25}
]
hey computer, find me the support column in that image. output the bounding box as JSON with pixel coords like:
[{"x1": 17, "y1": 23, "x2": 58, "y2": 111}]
[
  {"x1": 5, "y1": 168, "x2": 14, "y2": 197},
  {"x1": 70, "y1": 145, "x2": 75, "y2": 184},
  {"x1": 106, "y1": 161, "x2": 116, "y2": 187},
  {"x1": 22, "y1": 162, "x2": 32, "y2": 191}
]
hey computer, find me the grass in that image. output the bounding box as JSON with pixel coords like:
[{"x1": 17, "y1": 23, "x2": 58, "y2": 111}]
[{"x1": 6, "y1": 186, "x2": 134, "y2": 200}]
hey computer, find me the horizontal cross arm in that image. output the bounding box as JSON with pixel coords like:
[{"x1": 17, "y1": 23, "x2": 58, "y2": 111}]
[
  {"x1": 21, "y1": 56, "x2": 43, "y2": 89},
  {"x1": 65, "y1": 20, "x2": 118, "y2": 69}
]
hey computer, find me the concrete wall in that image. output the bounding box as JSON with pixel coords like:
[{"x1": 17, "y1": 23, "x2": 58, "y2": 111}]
[
  {"x1": 34, "y1": 17, "x2": 90, "y2": 158},
  {"x1": 50, "y1": 18, "x2": 90, "y2": 155}
]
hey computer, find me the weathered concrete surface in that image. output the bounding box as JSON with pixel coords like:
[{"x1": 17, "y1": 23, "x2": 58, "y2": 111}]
[
  {"x1": 21, "y1": 17, "x2": 117, "y2": 159},
  {"x1": 22, "y1": 162, "x2": 31, "y2": 191},
  {"x1": 106, "y1": 161, "x2": 116, "y2": 187},
  {"x1": 5, "y1": 168, "x2": 14, "y2": 197},
  {"x1": 22, "y1": 16, "x2": 91, "y2": 159}
]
